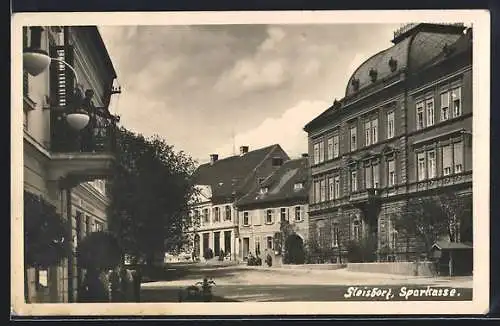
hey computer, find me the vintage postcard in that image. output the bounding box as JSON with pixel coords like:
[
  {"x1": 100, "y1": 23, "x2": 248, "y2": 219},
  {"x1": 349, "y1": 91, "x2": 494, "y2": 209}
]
[{"x1": 11, "y1": 10, "x2": 490, "y2": 316}]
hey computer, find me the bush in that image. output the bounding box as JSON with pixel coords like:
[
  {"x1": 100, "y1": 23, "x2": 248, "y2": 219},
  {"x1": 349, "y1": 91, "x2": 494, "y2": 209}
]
[
  {"x1": 247, "y1": 255, "x2": 262, "y2": 266},
  {"x1": 203, "y1": 248, "x2": 214, "y2": 260},
  {"x1": 346, "y1": 237, "x2": 377, "y2": 263}
]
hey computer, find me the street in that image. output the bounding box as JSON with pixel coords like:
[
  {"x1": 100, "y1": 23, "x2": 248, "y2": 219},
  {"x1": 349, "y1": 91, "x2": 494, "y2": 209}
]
[{"x1": 140, "y1": 263, "x2": 473, "y2": 302}]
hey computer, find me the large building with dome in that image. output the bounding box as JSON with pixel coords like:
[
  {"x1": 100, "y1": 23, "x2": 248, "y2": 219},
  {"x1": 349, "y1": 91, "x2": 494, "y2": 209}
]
[{"x1": 303, "y1": 23, "x2": 473, "y2": 262}]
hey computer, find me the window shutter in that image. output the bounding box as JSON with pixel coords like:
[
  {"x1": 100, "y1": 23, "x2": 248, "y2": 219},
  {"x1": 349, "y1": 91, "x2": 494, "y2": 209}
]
[
  {"x1": 50, "y1": 45, "x2": 78, "y2": 151},
  {"x1": 50, "y1": 45, "x2": 75, "y2": 108}
]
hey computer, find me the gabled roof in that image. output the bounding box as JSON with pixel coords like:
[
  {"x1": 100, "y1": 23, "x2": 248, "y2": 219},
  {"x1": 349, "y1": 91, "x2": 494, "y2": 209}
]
[
  {"x1": 235, "y1": 157, "x2": 310, "y2": 207},
  {"x1": 192, "y1": 144, "x2": 284, "y2": 202}
]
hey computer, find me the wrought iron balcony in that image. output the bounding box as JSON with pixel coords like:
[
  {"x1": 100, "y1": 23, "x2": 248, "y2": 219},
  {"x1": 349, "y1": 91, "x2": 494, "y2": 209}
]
[
  {"x1": 47, "y1": 107, "x2": 119, "y2": 187},
  {"x1": 349, "y1": 188, "x2": 381, "y2": 204}
]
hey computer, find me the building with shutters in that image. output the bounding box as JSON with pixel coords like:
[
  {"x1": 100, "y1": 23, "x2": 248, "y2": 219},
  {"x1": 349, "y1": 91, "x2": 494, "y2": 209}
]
[
  {"x1": 22, "y1": 26, "x2": 120, "y2": 303},
  {"x1": 235, "y1": 156, "x2": 310, "y2": 264},
  {"x1": 186, "y1": 145, "x2": 290, "y2": 261},
  {"x1": 303, "y1": 23, "x2": 473, "y2": 263}
]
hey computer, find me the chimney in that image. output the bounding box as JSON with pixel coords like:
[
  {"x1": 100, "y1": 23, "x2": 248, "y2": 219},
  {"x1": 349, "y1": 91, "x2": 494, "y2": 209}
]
[
  {"x1": 272, "y1": 157, "x2": 284, "y2": 167},
  {"x1": 210, "y1": 154, "x2": 219, "y2": 165},
  {"x1": 301, "y1": 153, "x2": 309, "y2": 158},
  {"x1": 239, "y1": 146, "x2": 249, "y2": 156}
]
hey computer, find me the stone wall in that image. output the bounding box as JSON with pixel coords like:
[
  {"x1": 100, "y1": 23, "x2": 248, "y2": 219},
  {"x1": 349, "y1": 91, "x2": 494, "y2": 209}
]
[{"x1": 347, "y1": 261, "x2": 435, "y2": 276}]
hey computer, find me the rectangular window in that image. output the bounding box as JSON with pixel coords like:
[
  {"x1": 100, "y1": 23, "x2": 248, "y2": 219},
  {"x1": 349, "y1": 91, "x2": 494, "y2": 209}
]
[
  {"x1": 194, "y1": 210, "x2": 200, "y2": 224},
  {"x1": 388, "y1": 160, "x2": 396, "y2": 187},
  {"x1": 243, "y1": 212, "x2": 249, "y2": 226},
  {"x1": 426, "y1": 98, "x2": 435, "y2": 127},
  {"x1": 452, "y1": 87, "x2": 462, "y2": 117},
  {"x1": 373, "y1": 163, "x2": 380, "y2": 188},
  {"x1": 328, "y1": 177, "x2": 334, "y2": 201},
  {"x1": 387, "y1": 111, "x2": 395, "y2": 139},
  {"x1": 214, "y1": 207, "x2": 220, "y2": 222},
  {"x1": 442, "y1": 145, "x2": 453, "y2": 176},
  {"x1": 352, "y1": 220, "x2": 362, "y2": 241},
  {"x1": 319, "y1": 141, "x2": 325, "y2": 163},
  {"x1": 351, "y1": 171, "x2": 357, "y2": 192},
  {"x1": 332, "y1": 224, "x2": 339, "y2": 247},
  {"x1": 334, "y1": 176, "x2": 340, "y2": 198},
  {"x1": 266, "y1": 209, "x2": 273, "y2": 224},
  {"x1": 293, "y1": 182, "x2": 303, "y2": 190},
  {"x1": 267, "y1": 236, "x2": 273, "y2": 249},
  {"x1": 365, "y1": 121, "x2": 371, "y2": 146},
  {"x1": 441, "y1": 92, "x2": 450, "y2": 121},
  {"x1": 203, "y1": 208, "x2": 209, "y2": 223},
  {"x1": 225, "y1": 205, "x2": 231, "y2": 221},
  {"x1": 454, "y1": 142, "x2": 463, "y2": 173},
  {"x1": 416, "y1": 102, "x2": 425, "y2": 130},
  {"x1": 427, "y1": 150, "x2": 436, "y2": 179},
  {"x1": 365, "y1": 165, "x2": 372, "y2": 189},
  {"x1": 417, "y1": 152, "x2": 426, "y2": 181},
  {"x1": 333, "y1": 135, "x2": 340, "y2": 158},
  {"x1": 313, "y1": 143, "x2": 320, "y2": 165},
  {"x1": 314, "y1": 181, "x2": 320, "y2": 204},
  {"x1": 327, "y1": 137, "x2": 334, "y2": 160},
  {"x1": 280, "y1": 208, "x2": 287, "y2": 222},
  {"x1": 350, "y1": 126, "x2": 357, "y2": 151},
  {"x1": 295, "y1": 206, "x2": 302, "y2": 221},
  {"x1": 371, "y1": 118, "x2": 378, "y2": 144},
  {"x1": 320, "y1": 179, "x2": 326, "y2": 202}
]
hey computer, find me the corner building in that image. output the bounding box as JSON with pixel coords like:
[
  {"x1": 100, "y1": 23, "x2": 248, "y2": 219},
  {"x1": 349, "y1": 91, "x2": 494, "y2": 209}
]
[{"x1": 303, "y1": 23, "x2": 472, "y2": 262}]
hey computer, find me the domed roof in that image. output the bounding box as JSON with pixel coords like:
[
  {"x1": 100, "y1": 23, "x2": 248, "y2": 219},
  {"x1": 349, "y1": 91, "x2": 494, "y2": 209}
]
[{"x1": 345, "y1": 24, "x2": 466, "y2": 98}]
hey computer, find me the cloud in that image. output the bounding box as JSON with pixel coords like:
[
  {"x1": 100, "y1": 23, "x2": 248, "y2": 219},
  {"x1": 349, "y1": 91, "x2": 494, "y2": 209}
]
[
  {"x1": 212, "y1": 100, "x2": 330, "y2": 162},
  {"x1": 214, "y1": 26, "x2": 293, "y2": 94},
  {"x1": 258, "y1": 26, "x2": 286, "y2": 52}
]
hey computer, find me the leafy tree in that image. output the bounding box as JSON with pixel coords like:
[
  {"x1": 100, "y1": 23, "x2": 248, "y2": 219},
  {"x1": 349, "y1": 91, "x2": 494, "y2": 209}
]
[
  {"x1": 393, "y1": 190, "x2": 473, "y2": 258},
  {"x1": 107, "y1": 128, "x2": 199, "y2": 267}
]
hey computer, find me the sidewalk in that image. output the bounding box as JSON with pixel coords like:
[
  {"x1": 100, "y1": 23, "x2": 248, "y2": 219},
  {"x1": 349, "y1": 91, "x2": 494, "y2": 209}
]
[{"x1": 240, "y1": 264, "x2": 473, "y2": 288}]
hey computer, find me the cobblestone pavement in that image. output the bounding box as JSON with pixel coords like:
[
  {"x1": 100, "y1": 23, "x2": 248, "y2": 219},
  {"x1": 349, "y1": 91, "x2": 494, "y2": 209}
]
[{"x1": 140, "y1": 263, "x2": 473, "y2": 302}]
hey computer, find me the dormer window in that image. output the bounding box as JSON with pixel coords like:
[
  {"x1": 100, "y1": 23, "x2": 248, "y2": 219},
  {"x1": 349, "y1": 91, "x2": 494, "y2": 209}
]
[
  {"x1": 260, "y1": 187, "x2": 269, "y2": 194},
  {"x1": 294, "y1": 182, "x2": 304, "y2": 191}
]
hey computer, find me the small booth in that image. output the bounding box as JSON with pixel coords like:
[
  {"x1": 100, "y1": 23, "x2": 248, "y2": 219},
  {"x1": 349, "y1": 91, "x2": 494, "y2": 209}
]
[{"x1": 431, "y1": 241, "x2": 473, "y2": 276}]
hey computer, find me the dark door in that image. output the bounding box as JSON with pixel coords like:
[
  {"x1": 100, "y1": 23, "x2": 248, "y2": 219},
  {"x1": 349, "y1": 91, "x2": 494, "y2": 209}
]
[
  {"x1": 224, "y1": 231, "x2": 231, "y2": 256},
  {"x1": 202, "y1": 233, "x2": 209, "y2": 256},
  {"x1": 243, "y1": 238, "x2": 250, "y2": 258},
  {"x1": 214, "y1": 232, "x2": 221, "y2": 257}
]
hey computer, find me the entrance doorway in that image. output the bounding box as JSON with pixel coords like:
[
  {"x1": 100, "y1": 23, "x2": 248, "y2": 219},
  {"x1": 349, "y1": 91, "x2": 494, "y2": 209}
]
[
  {"x1": 202, "y1": 233, "x2": 209, "y2": 256},
  {"x1": 224, "y1": 231, "x2": 231, "y2": 257},
  {"x1": 243, "y1": 237, "x2": 250, "y2": 259},
  {"x1": 214, "y1": 232, "x2": 221, "y2": 256},
  {"x1": 284, "y1": 234, "x2": 305, "y2": 264}
]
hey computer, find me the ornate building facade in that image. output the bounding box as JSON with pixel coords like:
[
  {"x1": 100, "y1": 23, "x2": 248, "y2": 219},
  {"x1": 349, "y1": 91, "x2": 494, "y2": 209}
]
[
  {"x1": 303, "y1": 23, "x2": 472, "y2": 262},
  {"x1": 22, "y1": 26, "x2": 120, "y2": 302}
]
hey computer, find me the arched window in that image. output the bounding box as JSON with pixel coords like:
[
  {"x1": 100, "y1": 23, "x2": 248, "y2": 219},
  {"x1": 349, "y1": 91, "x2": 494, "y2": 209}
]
[{"x1": 352, "y1": 217, "x2": 362, "y2": 241}]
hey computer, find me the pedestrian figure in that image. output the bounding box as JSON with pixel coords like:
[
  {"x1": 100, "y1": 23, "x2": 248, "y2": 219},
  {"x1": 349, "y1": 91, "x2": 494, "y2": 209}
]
[
  {"x1": 110, "y1": 264, "x2": 135, "y2": 302},
  {"x1": 78, "y1": 267, "x2": 111, "y2": 303}
]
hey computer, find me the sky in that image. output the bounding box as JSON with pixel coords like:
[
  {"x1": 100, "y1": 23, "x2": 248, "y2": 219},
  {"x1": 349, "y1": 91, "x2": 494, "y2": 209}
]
[{"x1": 98, "y1": 23, "x2": 401, "y2": 164}]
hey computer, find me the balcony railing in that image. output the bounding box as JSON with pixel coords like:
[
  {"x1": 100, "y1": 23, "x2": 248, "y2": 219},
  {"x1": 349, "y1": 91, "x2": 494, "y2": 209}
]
[
  {"x1": 51, "y1": 109, "x2": 118, "y2": 154},
  {"x1": 349, "y1": 188, "x2": 381, "y2": 204}
]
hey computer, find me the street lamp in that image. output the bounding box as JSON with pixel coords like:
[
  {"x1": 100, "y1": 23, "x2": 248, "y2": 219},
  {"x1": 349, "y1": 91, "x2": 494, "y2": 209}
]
[{"x1": 23, "y1": 27, "x2": 90, "y2": 131}]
